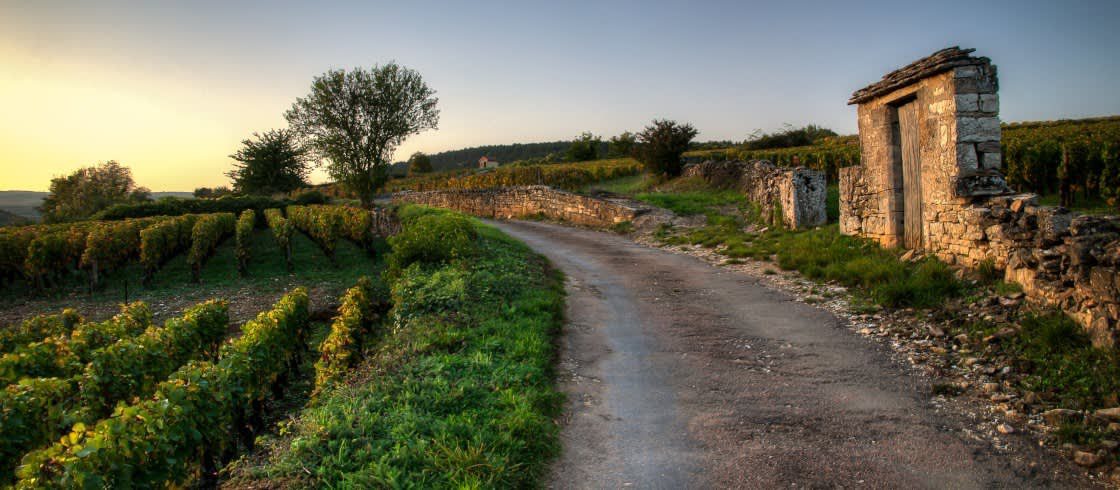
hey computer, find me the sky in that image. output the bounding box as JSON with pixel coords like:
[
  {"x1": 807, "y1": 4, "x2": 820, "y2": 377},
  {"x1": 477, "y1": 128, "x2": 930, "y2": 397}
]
[{"x1": 1, "y1": 0, "x2": 1118, "y2": 191}]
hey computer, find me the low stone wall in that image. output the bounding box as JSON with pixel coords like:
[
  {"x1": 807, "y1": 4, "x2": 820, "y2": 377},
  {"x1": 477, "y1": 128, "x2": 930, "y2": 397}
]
[
  {"x1": 392, "y1": 185, "x2": 643, "y2": 228},
  {"x1": 682, "y1": 160, "x2": 827, "y2": 229},
  {"x1": 916, "y1": 194, "x2": 1119, "y2": 348}
]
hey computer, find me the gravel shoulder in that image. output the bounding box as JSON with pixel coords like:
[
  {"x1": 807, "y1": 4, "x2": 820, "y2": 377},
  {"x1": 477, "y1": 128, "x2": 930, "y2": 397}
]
[{"x1": 491, "y1": 219, "x2": 1094, "y2": 489}]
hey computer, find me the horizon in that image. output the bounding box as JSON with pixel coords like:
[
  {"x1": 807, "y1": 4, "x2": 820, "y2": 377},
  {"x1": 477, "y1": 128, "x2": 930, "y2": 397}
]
[{"x1": 3, "y1": 0, "x2": 1119, "y2": 192}]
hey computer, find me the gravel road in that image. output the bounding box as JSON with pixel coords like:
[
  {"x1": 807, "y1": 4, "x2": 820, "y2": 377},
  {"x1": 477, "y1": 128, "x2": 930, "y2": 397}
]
[{"x1": 491, "y1": 219, "x2": 1087, "y2": 489}]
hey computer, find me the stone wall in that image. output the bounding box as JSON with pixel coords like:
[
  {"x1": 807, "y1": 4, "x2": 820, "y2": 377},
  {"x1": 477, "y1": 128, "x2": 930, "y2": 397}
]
[
  {"x1": 392, "y1": 185, "x2": 643, "y2": 228},
  {"x1": 919, "y1": 194, "x2": 1120, "y2": 348},
  {"x1": 682, "y1": 160, "x2": 827, "y2": 229}
]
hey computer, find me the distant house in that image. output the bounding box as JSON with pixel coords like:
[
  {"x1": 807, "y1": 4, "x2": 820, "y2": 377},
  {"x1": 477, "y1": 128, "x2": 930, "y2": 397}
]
[{"x1": 478, "y1": 156, "x2": 500, "y2": 169}]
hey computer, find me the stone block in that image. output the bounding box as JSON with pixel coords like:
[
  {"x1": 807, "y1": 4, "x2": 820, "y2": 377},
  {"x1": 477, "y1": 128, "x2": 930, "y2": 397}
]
[
  {"x1": 980, "y1": 93, "x2": 999, "y2": 113},
  {"x1": 956, "y1": 143, "x2": 978, "y2": 171},
  {"x1": 981, "y1": 152, "x2": 1001, "y2": 170},
  {"x1": 958, "y1": 117, "x2": 1001, "y2": 143},
  {"x1": 955, "y1": 94, "x2": 979, "y2": 112}
]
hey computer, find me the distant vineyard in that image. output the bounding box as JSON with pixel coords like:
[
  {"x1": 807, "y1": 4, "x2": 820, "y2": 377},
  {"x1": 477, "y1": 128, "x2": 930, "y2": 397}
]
[
  {"x1": 0, "y1": 205, "x2": 387, "y2": 291},
  {"x1": 1002, "y1": 116, "x2": 1120, "y2": 209},
  {"x1": 682, "y1": 117, "x2": 1120, "y2": 210},
  {"x1": 384, "y1": 158, "x2": 645, "y2": 192}
]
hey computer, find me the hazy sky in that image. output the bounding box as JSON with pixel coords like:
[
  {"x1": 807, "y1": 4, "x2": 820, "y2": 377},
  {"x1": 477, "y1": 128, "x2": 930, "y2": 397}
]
[{"x1": 2, "y1": 0, "x2": 1118, "y2": 191}]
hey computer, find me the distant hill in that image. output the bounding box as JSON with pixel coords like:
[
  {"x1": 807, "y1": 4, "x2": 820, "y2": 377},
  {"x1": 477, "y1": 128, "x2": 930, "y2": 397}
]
[
  {"x1": 0, "y1": 191, "x2": 194, "y2": 222},
  {"x1": 392, "y1": 141, "x2": 611, "y2": 175},
  {"x1": 0, "y1": 209, "x2": 30, "y2": 227}
]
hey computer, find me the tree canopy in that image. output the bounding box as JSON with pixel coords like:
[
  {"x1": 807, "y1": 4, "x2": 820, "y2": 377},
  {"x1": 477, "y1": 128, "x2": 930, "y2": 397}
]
[
  {"x1": 286, "y1": 63, "x2": 439, "y2": 206},
  {"x1": 226, "y1": 129, "x2": 310, "y2": 195},
  {"x1": 39, "y1": 161, "x2": 150, "y2": 223},
  {"x1": 608, "y1": 132, "x2": 637, "y2": 158},
  {"x1": 636, "y1": 120, "x2": 698, "y2": 177},
  {"x1": 566, "y1": 132, "x2": 602, "y2": 162},
  {"x1": 408, "y1": 152, "x2": 433, "y2": 175}
]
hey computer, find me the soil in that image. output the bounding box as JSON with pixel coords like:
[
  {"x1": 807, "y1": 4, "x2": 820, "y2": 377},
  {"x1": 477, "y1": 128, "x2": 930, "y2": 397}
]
[{"x1": 492, "y1": 219, "x2": 1098, "y2": 489}]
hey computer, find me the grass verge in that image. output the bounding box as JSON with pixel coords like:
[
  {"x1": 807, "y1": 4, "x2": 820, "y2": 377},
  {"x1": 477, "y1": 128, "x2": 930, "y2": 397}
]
[{"x1": 227, "y1": 205, "x2": 564, "y2": 488}]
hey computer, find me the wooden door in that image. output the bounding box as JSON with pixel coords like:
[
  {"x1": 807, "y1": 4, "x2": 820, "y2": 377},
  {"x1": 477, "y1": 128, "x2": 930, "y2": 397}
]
[{"x1": 898, "y1": 101, "x2": 923, "y2": 249}]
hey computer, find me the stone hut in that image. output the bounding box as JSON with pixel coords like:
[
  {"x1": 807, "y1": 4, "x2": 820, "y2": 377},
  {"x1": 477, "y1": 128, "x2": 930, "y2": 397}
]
[
  {"x1": 840, "y1": 47, "x2": 1120, "y2": 348},
  {"x1": 841, "y1": 47, "x2": 1006, "y2": 252}
]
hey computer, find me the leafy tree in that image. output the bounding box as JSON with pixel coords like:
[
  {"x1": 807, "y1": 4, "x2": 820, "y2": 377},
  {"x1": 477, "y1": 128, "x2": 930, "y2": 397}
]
[
  {"x1": 608, "y1": 132, "x2": 636, "y2": 158},
  {"x1": 408, "y1": 152, "x2": 433, "y2": 175},
  {"x1": 565, "y1": 132, "x2": 601, "y2": 162},
  {"x1": 39, "y1": 161, "x2": 150, "y2": 223},
  {"x1": 636, "y1": 120, "x2": 698, "y2": 176},
  {"x1": 193, "y1": 186, "x2": 233, "y2": 198},
  {"x1": 286, "y1": 63, "x2": 440, "y2": 206},
  {"x1": 226, "y1": 129, "x2": 309, "y2": 195}
]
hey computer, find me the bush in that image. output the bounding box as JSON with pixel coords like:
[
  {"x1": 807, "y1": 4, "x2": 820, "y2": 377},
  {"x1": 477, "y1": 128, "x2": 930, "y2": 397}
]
[
  {"x1": 636, "y1": 119, "x2": 698, "y2": 177},
  {"x1": 17, "y1": 289, "x2": 309, "y2": 488},
  {"x1": 292, "y1": 190, "x2": 328, "y2": 205},
  {"x1": 385, "y1": 158, "x2": 643, "y2": 192},
  {"x1": 139, "y1": 215, "x2": 197, "y2": 283},
  {"x1": 0, "y1": 309, "x2": 83, "y2": 355},
  {"x1": 314, "y1": 277, "x2": 378, "y2": 393},
  {"x1": 385, "y1": 212, "x2": 477, "y2": 279},
  {"x1": 235, "y1": 210, "x2": 255, "y2": 275},
  {"x1": 186, "y1": 213, "x2": 236, "y2": 282},
  {"x1": 93, "y1": 195, "x2": 289, "y2": 221},
  {"x1": 263, "y1": 209, "x2": 293, "y2": 270}
]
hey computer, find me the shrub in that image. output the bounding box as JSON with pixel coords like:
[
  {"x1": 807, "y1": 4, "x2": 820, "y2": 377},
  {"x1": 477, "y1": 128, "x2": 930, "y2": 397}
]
[
  {"x1": 0, "y1": 302, "x2": 150, "y2": 386},
  {"x1": 80, "y1": 300, "x2": 229, "y2": 416},
  {"x1": 17, "y1": 289, "x2": 309, "y2": 488},
  {"x1": 292, "y1": 190, "x2": 328, "y2": 205},
  {"x1": 385, "y1": 212, "x2": 477, "y2": 279},
  {"x1": 80, "y1": 218, "x2": 156, "y2": 287},
  {"x1": 139, "y1": 215, "x2": 197, "y2": 283},
  {"x1": 385, "y1": 158, "x2": 643, "y2": 192},
  {"x1": 235, "y1": 210, "x2": 255, "y2": 275},
  {"x1": 24, "y1": 225, "x2": 91, "y2": 288},
  {"x1": 263, "y1": 209, "x2": 293, "y2": 270},
  {"x1": 0, "y1": 309, "x2": 83, "y2": 355},
  {"x1": 94, "y1": 194, "x2": 289, "y2": 221},
  {"x1": 314, "y1": 277, "x2": 378, "y2": 393},
  {"x1": 187, "y1": 213, "x2": 236, "y2": 282},
  {"x1": 636, "y1": 119, "x2": 698, "y2": 177}
]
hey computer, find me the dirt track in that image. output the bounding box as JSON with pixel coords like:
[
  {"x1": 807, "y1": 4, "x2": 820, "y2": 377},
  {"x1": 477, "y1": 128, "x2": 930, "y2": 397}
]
[{"x1": 491, "y1": 219, "x2": 1090, "y2": 489}]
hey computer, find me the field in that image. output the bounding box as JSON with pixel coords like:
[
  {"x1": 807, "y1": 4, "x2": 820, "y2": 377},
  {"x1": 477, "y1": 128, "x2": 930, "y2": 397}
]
[
  {"x1": 0, "y1": 205, "x2": 563, "y2": 487},
  {"x1": 384, "y1": 157, "x2": 644, "y2": 193}
]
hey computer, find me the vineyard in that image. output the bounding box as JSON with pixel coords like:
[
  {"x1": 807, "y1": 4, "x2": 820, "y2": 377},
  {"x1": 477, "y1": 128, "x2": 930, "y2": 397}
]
[
  {"x1": 383, "y1": 157, "x2": 645, "y2": 193},
  {"x1": 0, "y1": 205, "x2": 388, "y2": 297},
  {"x1": 0, "y1": 206, "x2": 562, "y2": 487},
  {"x1": 681, "y1": 116, "x2": 1120, "y2": 212}
]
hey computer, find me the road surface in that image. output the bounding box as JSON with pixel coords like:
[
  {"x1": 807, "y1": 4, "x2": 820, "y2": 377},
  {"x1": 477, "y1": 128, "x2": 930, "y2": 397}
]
[{"x1": 490, "y1": 219, "x2": 1082, "y2": 489}]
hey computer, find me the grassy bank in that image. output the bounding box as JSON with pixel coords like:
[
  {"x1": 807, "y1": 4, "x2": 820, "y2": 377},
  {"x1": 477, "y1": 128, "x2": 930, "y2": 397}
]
[{"x1": 228, "y1": 206, "x2": 565, "y2": 488}]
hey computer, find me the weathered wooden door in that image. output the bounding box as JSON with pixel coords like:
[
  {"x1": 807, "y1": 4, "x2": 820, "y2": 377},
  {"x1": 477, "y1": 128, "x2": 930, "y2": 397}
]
[{"x1": 898, "y1": 101, "x2": 923, "y2": 249}]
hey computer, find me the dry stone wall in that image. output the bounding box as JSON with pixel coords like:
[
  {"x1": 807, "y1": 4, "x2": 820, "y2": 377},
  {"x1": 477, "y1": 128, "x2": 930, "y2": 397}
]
[
  {"x1": 682, "y1": 160, "x2": 827, "y2": 229},
  {"x1": 392, "y1": 185, "x2": 643, "y2": 229},
  {"x1": 926, "y1": 194, "x2": 1120, "y2": 348}
]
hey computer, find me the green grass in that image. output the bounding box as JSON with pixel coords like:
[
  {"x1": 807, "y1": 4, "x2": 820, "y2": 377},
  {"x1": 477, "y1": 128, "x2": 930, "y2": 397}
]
[
  {"x1": 952, "y1": 312, "x2": 1120, "y2": 447},
  {"x1": 230, "y1": 208, "x2": 565, "y2": 488},
  {"x1": 826, "y1": 184, "x2": 839, "y2": 223}
]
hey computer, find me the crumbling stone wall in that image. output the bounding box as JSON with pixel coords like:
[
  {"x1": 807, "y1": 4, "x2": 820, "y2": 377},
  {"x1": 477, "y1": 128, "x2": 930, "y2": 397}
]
[
  {"x1": 842, "y1": 47, "x2": 1119, "y2": 347},
  {"x1": 922, "y1": 194, "x2": 1120, "y2": 348},
  {"x1": 682, "y1": 160, "x2": 827, "y2": 229},
  {"x1": 392, "y1": 185, "x2": 642, "y2": 228}
]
